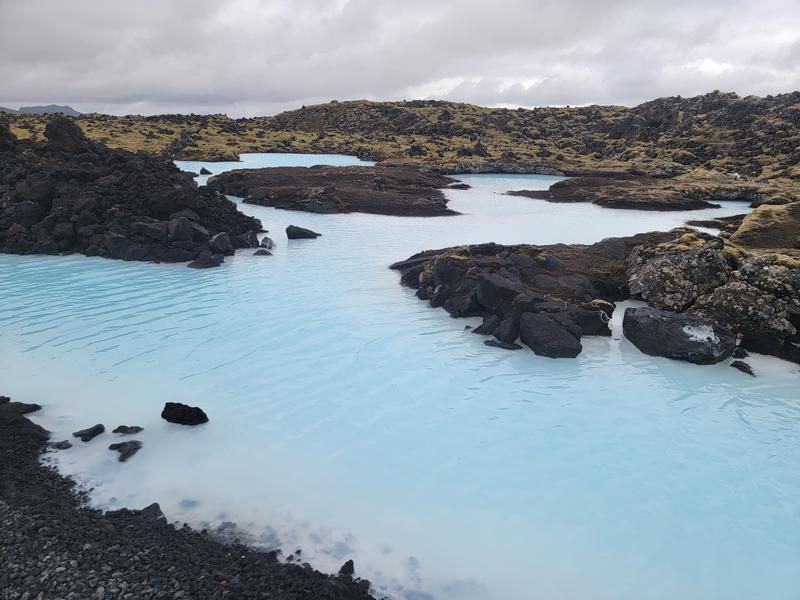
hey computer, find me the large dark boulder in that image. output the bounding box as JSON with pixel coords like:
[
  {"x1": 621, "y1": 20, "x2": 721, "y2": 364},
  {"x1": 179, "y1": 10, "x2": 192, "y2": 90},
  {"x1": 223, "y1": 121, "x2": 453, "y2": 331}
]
[
  {"x1": 286, "y1": 225, "x2": 321, "y2": 239},
  {"x1": 622, "y1": 307, "x2": 736, "y2": 364},
  {"x1": 161, "y1": 402, "x2": 208, "y2": 426},
  {"x1": 518, "y1": 312, "x2": 582, "y2": 358}
]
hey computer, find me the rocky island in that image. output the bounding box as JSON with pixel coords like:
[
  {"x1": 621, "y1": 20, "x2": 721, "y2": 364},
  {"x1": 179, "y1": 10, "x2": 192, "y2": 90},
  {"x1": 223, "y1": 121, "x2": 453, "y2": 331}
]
[
  {"x1": 207, "y1": 164, "x2": 459, "y2": 216},
  {"x1": 0, "y1": 118, "x2": 261, "y2": 266}
]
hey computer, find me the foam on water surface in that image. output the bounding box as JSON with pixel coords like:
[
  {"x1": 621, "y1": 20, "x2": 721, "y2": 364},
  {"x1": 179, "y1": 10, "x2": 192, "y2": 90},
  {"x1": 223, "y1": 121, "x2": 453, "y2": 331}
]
[{"x1": 1, "y1": 154, "x2": 799, "y2": 600}]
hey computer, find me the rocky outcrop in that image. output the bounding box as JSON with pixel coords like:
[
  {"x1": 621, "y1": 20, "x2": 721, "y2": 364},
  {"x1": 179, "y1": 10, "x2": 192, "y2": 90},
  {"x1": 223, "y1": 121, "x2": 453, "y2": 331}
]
[
  {"x1": 508, "y1": 174, "x2": 782, "y2": 211},
  {"x1": 207, "y1": 165, "x2": 458, "y2": 217},
  {"x1": 627, "y1": 231, "x2": 800, "y2": 363},
  {"x1": 286, "y1": 225, "x2": 321, "y2": 239},
  {"x1": 390, "y1": 232, "x2": 677, "y2": 358},
  {"x1": 626, "y1": 232, "x2": 736, "y2": 312},
  {"x1": 729, "y1": 202, "x2": 800, "y2": 250},
  {"x1": 622, "y1": 307, "x2": 736, "y2": 364},
  {"x1": 161, "y1": 402, "x2": 208, "y2": 426},
  {"x1": 0, "y1": 118, "x2": 261, "y2": 265}
]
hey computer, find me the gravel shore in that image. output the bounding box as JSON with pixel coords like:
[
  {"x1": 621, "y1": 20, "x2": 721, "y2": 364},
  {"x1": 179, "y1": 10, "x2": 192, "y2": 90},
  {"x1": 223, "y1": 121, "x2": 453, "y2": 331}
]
[{"x1": 0, "y1": 397, "x2": 377, "y2": 600}]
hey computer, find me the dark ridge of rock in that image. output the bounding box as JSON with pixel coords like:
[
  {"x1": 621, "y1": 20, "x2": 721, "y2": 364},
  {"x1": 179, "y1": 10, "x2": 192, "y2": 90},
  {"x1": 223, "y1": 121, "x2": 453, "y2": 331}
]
[
  {"x1": 622, "y1": 307, "x2": 736, "y2": 364},
  {"x1": 112, "y1": 425, "x2": 143, "y2": 435},
  {"x1": 161, "y1": 402, "x2": 208, "y2": 426},
  {"x1": 286, "y1": 225, "x2": 321, "y2": 239},
  {"x1": 207, "y1": 164, "x2": 459, "y2": 217},
  {"x1": 109, "y1": 440, "x2": 143, "y2": 462},
  {"x1": 0, "y1": 400, "x2": 376, "y2": 599},
  {"x1": 199, "y1": 167, "x2": 212, "y2": 175},
  {"x1": 507, "y1": 176, "x2": 728, "y2": 211},
  {"x1": 731, "y1": 360, "x2": 756, "y2": 376},
  {"x1": 0, "y1": 117, "x2": 261, "y2": 263},
  {"x1": 72, "y1": 424, "x2": 105, "y2": 442},
  {"x1": 390, "y1": 231, "x2": 678, "y2": 358}
]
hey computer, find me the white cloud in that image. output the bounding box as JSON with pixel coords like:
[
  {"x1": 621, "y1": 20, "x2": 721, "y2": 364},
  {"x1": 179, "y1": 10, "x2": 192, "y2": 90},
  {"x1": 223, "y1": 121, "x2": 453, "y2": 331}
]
[{"x1": 0, "y1": 0, "x2": 798, "y2": 116}]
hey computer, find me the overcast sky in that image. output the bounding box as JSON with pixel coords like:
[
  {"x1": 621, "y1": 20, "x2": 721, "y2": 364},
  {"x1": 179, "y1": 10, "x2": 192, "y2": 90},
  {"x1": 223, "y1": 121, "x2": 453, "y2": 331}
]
[{"x1": 1, "y1": 0, "x2": 799, "y2": 117}]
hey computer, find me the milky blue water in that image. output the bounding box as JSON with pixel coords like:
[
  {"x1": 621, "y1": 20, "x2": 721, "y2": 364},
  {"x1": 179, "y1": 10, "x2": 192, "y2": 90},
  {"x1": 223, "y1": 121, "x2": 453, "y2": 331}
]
[{"x1": 1, "y1": 154, "x2": 799, "y2": 600}]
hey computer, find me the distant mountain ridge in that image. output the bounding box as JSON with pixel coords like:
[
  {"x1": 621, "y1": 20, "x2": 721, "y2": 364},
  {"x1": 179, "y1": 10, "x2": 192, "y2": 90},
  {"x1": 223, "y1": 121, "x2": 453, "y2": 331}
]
[{"x1": 0, "y1": 104, "x2": 81, "y2": 117}]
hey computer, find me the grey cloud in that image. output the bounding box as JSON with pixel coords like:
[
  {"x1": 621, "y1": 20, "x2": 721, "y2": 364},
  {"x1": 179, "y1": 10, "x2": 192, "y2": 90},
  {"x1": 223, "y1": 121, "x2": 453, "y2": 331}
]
[{"x1": 0, "y1": 0, "x2": 798, "y2": 116}]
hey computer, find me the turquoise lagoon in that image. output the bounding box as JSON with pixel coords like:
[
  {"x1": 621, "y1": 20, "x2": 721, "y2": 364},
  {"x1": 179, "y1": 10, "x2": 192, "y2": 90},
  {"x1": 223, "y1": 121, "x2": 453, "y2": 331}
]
[{"x1": 0, "y1": 154, "x2": 798, "y2": 600}]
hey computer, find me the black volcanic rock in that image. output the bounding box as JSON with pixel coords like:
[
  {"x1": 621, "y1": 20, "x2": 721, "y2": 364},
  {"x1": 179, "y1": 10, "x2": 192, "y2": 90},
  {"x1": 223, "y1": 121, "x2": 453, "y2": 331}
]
[
  {"x1": 519, "y1": 312, "x2": 582, "y2": 358},
  {"x1": 199, "y1": 167, "x2": 212, "y2": 175},
  {"x1": 622, "y1": 307, "x2": 736, "y2": 364},
  {"x1": 72, "y1": 424, "x2": 105, "y2": 442},
  {"x1": 731, "y1": 360, "x2": 755, "y2": 376},
  {"x1": 112, "y1": 425, "x2": 143, "y2": 435},
  {"x1": 286, "y1": 225, "x2": 321, "y2": 239},
  {"x1": 109, "y1": 440, "x2": 143, "y2": 462},
  {"x1": 0, "y1": 118, "x2": 261, "y2": 264},
  {"x1": 161, "y1": 402, "x2": 208, "y2": 426},
  {"x1": 208, "y1": 164, "x2": 458, "y2": 217}
]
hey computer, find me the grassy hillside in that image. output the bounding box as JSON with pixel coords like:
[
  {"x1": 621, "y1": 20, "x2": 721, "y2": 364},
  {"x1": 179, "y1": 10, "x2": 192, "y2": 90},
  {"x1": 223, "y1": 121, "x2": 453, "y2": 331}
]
[{"x1": 4, "y1": 91, "x2": 800, "y2": 184}]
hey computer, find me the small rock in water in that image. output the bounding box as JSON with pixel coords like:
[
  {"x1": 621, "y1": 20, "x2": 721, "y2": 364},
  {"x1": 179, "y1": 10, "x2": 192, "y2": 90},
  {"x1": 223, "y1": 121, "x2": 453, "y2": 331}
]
[
  {"x1": 253, "y1": 249, "x2": 272, "y2": 256},
  {"x1": 161, "y1": 402, "x2": 209, "y2": 426},
  {"x1": 112, "y1": 425, "x2": 143, "y2": 435},
  {"x1": 730, "y1": 360, "x2": 755, "y2": 376},
  {"x1": 187, "y1": 251, "x2": 224, "y2": 269},
  {"x1": 73, "y1": 424, "x2": 105, "y2": 442},
  {"x1": 109, "y1": 440, "x2": 142, "y2": 462},
  {"x1": 484, "y1": 339, "x2": 522, "y2": 350},
  {"x1": 260, "y1": 236, "x2": 276, "y2": 249},
  {"x1": 286, "y1": 225, "x2": 321, "y2": 239},
  {"x1": 338, "y1": 559, "x2": 355, "y2": 579},
  {"x1": 199, "y1": 167, "x2": 212, "y2": 175},
  {"x1": 49, "y1": 440, "x2": 73, "y2": 450},
  {"x1": 732, "y1": 347, "x2": 749, "y2": 359}
]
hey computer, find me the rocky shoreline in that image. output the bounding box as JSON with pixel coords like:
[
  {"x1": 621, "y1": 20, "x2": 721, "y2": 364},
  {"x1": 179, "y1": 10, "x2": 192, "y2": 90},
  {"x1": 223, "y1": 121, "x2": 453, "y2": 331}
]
[
  {"x1": 207, "y1": 164, "x2": 460, "y2": 217},
  {"x1": 391, "y1": 228, "x2": 800, "y2": 365},
  {"x1": 0, "y1": 397, "x2": 377, "y2": 600},
  {"x1": 0, "y1": 118, "x2": 261, "y2": 267}
]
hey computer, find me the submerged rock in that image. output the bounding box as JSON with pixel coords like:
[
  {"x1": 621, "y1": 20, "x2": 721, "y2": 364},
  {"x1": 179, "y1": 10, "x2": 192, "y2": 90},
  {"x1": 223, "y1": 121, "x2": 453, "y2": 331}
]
[
  {"x1": 484, "y1": 339, "x2": 522, "y2": 350},
  {"x1": 109, "y1": 440, "x2": 143, "y2": 462},
  {"x1": 187, "y1": 251, "x2": 224, "y2": 269},
  {"x1": 253, "y1": 248, "x2": 272, "y2": 256},
  {"x1": 49, "y1": 440, "x2": 73, "y2": 450},
  {"x1": 161, "y1": 402, "x2": 208, "y2": 426},
  {"x1": 73, "y1": 424, "x2": 105, "y2": 442},
  {"x1": 622, "y1": 307, "x2": 736, "y2": 364},
  {"x1": 730, "y1": 360, "x2": 755, "y2": 376},
  {"x1": 112, "y1": 425, "x2": 143, "y2": 435},
  {"x1": 286, "y1": 225, "x2": 321, "y2": 239}
]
